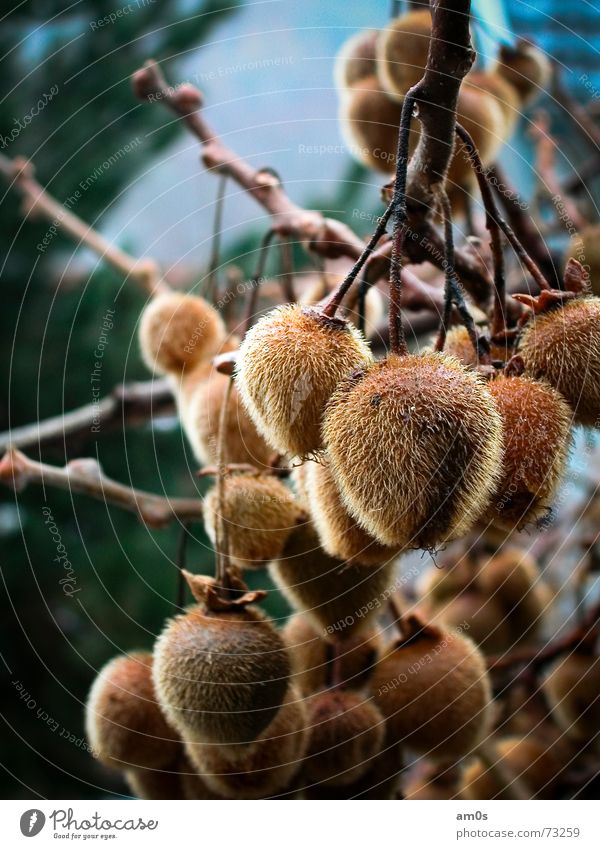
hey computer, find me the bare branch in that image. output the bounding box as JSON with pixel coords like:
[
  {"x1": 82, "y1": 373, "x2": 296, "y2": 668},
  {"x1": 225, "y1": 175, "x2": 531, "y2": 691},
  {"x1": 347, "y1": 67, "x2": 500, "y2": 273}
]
[
  {"x1": 406, "y1": 0, "x2": 476, "y2": 207},
  {"x1": 488, "y1": 599, "x2": 600, "y2": 674},
  {"x1": 0, "y1": 154, "x2": 165, "y2": 295},
  {"x1": 0, "y1": 448, "x2": 203, "y2": 528},
  {"x1": 0, "y1": 379, "x2": 175, "y2": 454},
  {"x1": 132, "y1": 60, "x2": 366, "y2": 262},
  {"x1": 132, "y1": 58, "x2": 492, "y2": 302}
]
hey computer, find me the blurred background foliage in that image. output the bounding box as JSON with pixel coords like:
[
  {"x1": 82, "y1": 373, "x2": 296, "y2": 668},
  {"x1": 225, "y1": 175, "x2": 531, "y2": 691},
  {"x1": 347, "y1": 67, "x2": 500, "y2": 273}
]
[{"x1": 0, "y1": 0, "x2": 254, "y2": 800}]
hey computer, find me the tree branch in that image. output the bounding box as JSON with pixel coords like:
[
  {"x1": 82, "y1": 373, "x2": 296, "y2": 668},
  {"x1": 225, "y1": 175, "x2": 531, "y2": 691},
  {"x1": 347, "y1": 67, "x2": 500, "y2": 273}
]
[
  {"x1": 405, "y1": 0, "x2": 476, "y2": 207},
  {"x1": 0, "y1": 379, "x2": 175, "y2": 454},
  {"x1": 487, "y1": 599, "x2": 600, "y2": 674},
  {"x1": 132, "y1": 60, "x2": 366, "y2": 261},
  {"x1": 0, "y1": 154, "x2": 165, "y2": 295},
  {"x1": 0, "y1": 448, "x2": 203, "y2": 528}
]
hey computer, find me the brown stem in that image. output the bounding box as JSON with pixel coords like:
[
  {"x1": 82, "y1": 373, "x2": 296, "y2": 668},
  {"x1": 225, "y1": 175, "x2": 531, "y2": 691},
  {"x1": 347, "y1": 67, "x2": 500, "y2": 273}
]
[
  {"x1": 132, "y1": 60, "x2": 367, "y2": 262},
  {"x1": 279, "y1": 237, "x2": 296, "y2": 303},
  {"x1": 405, "y1": 0, "x2": 476, "y2": 208},
  {"x1": 488, "y1": 599, "x2": 600, "y2": 674},
  {"x1": 0, "y1": 379, "x2": 174, "y2": 454},
  {"x1": 214, "y1": 378, "x2": 235, "y2": 594},
  {"x1": 389, "y1": 592, "x2": 409, "y2": 640},
  {"x1": 321, "y1": 201, "x2": 396, "y2": 319},
  {"x1": 0, "y1": 448, "x2": 203, "y2": 528},
  {"x1": 434, "y1": 189, "x2": 487, "y2": 361},
  {"x1": 389, "y1": 91, "x2": 418, "y2": 355},
  {"x1": 205, "y1": 172, "x2": 228, "y2": 302},
  {"x1": 487, "y1": 164, "x2": 560, "y2": 288},
  {"x1": 0, "y1": 154, "x2": 164, "y2": 295},
  {"x1": 452, "y1": 133, "x2": 552, "y2": 293},
  {"x1": 454, "y1": 123, "x2": 507, "y2": 334},
  {"x1": 243, "y1": 228, "x2": 278, "y2": 334}
]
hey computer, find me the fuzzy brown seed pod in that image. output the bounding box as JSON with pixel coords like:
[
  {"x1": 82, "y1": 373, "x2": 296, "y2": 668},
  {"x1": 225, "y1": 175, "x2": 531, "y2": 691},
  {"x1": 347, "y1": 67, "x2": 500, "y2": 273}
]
[
  {"x1": 565, "y1": 226, "x2": 600, "y2": 297},
  {"x1": 519, "y1": 297, "x2": 600, "y2": 426},
  {"x1": 495, "y1": 41, "x2": 552, "y2": 106},
  {"x1": 442, "y1": 326, "x2": 512, "y2": 369},
  {"x1": 375, "y1": 10, "x2": 432, "y2": 100},
  {"x1": 339, "y1": 75, "x2": 402, "y2": 174},
  {"x1": 203, "y1": 473, "x2": 303, "y2": 568},
  {"x1": 371, "y1": 619, "x2": 492, "y2": 759},
  {"x1": 425, "y1": 591, "x2": 513, "y2": 655},
  {"x1": 478, "y1": 547, "x2": 551, "y2": 637},
  {"x1": 85, "y1": 653, "x2": 180, "y2": 771},
  {"x1": 283, "y1": 613, "x2": 382, "y2": 694},
  {"x1": 304, "y1": 458, "x2": 399, "y2": 566},
  {"x1": 465, "y1": 70, "x2": 521, "y2": 137},
  {"x1": 461, "y1": 737, "x2": 563, "y2": 799},
  {"x1": 484, "y1": 375, "x2": 571, "y2": 528},
  {"x1": 301, "y1": 733, "x2": 403, "y2": 799},
  {"x1": 125, "y1": 762, "x2": 184, "y2": 800},
  {"x1": 236, "y1": 304, "x2": 372, "y2": 457},
  {"x1": 334, "y1": 29, "x2": 379, "y2": 92},
  {"x1": 302, "y1": 690, "x2": 385, "y2": 787},
  {"x1": 323, "y1": 353, "x2": 503, "y2": 550},
  {"x1": 153, "y1": 603, "x2": 290, "y2": 745},
  {"x1": 269, "y1": 524, "x2": 397, "y2": 640},
  {"x1": 179, "y1": 361, "x2": 273, "y2": 469},
  {"x1": 186, "y1": 686, "x2": 308, "y2": 799},
  {"x1": 138, "y1": 291, "x2": 226, "y2": 376},
  {"x1": 542, "y1": 652, "x2": 600, "y2": 745}
]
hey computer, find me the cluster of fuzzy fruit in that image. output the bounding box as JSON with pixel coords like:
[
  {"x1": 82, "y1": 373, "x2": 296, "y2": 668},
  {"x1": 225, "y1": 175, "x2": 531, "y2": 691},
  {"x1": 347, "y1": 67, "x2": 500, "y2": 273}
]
[
  {"x1": 85, "y1": 570, "x2": 493, "y2": 800},
  {"x1": 337, "y1": 9, "x2": 551, "y2": 209},
  {"x1": 82, "y1": 252, "x2": 600, "y2": 798}
]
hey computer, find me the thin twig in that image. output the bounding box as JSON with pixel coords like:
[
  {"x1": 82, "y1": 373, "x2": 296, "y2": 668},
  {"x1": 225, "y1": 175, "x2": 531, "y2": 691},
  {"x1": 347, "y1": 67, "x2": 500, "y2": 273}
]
[
  {"x1": 215, "y1": 378, "x2": 235, "y2": 593},
  {"x1": 434, "y1": 189, "x2": 486, "y2": 360},
  {"x1": 0, "y1": 379, "x2": 175, "y2": 454},
  {"x1": 487, "y1": 599, "x2": 600, "y2": 673},
  {"x1": 243, "y1": 228, "x2": 278, "y2": 333},
  {"x1": 132, "y1": 60, "x2": 367, "y2": 261},
  {"x1": 0, "y1": 154, "x2": 164, "y2": 295},
  {"x1": 389, "y1": 91, "x2": 418, "y2": 355},
  {"x1": 205, "y1": 172, "x2": 228, "y2": 302},
  {"x1": 0, "y1": 448, "x2": 203, "y2": 528},
  {"x1": 279, "y1": 236, "x2": 296, "y2": 303},
  {"x1": 455, "y1": 123, "x2": 507, "y2": 334}
]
